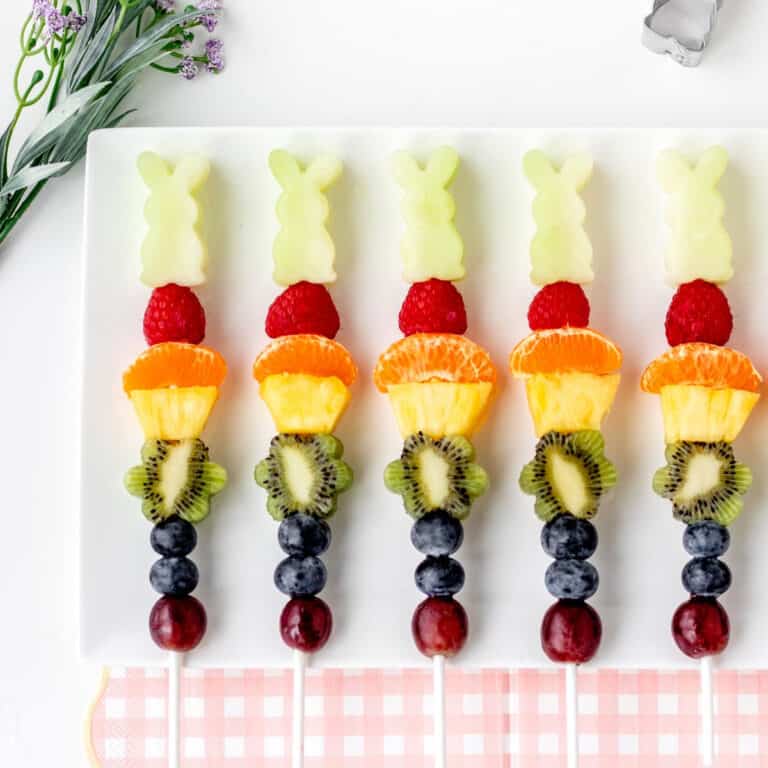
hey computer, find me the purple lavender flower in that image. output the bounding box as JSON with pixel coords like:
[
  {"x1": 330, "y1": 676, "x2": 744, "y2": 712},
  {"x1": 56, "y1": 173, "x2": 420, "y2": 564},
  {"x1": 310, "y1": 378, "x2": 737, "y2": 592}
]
[
  {"x1": 196, "y1": 0, "x2": 222, "y2": 32},
  {"x1": 66, "y1": 12, "x2": 87, "y2": 32},
  {"x1": 179, "y1": 56, "x2": 199, "y2": 81},
  {"x1": 155, "y1": 0, "x2": 176, "y2": 12},
  {"x1": 204, "y1": 38, "x2": 224, "y2": 73},
  {"x1": 31, "y1": 0, "x2": 50, "y2": 21},
  {"x1": 44, "y1": 8, "x2": 66, "y2": 36}
]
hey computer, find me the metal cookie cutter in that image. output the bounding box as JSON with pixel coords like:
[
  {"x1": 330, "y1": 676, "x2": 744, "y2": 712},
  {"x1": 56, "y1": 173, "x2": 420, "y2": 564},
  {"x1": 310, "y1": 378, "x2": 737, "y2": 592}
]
[{"x1": 643, "y1": 0, "x2": 723, "y2": 67}]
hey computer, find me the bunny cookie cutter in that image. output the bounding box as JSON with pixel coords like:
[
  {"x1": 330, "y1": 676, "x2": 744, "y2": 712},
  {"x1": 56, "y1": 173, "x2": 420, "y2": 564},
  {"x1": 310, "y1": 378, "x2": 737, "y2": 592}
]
[{"x1": 643, "y1": 0, "x2": 723, "y2": 67}]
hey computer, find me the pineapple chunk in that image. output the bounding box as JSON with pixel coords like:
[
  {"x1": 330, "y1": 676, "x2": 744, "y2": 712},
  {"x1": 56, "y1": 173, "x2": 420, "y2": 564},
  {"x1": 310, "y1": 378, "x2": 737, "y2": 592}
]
[
  {"x1": 387, "y1": 382, "x2": 493, "y2": 438},
  {"x1": 660, "y1": 384, "x2": 759, "y2": 443},
  {"x1": 260, "y1": 373, "x2": 349, "y2": 433},
  {"x1": 525, "y1": 373, "x2": 619, "y2": 436},
  {"x1": 130, "y1": 386, "x2": 219, "y2": 440}
]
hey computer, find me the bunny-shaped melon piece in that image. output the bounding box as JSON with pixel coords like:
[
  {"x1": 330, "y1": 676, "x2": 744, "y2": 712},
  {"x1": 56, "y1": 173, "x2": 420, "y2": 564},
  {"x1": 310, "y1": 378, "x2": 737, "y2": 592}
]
[
  {"x1": 657, "y1": 146, "x2": 733, "y2": 285},
  {"x1": 269, "y1": 149, "x2": 343, "y2": 286},
  {"x1": 137, "y1": 152, "x2": 210, "y2": 287},
  {"x1": 523, "y1": 150, "x2": 594, "y2": 286},
  {"x1": 393, "y1": 146, "x2": 464, "y2": 283}
]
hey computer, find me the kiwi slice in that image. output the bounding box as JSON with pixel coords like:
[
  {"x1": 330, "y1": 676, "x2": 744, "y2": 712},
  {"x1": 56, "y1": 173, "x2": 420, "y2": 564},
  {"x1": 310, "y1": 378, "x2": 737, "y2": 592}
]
[
  {"x1": 255, "y1": 433, "x2": 353, "y2": 520},
  {"x1": 520, "y1": 430, "x2": 616, "y2": 522},
  {"x1": 125, "y1": 439, "x2": 227, "y2": 524},
  {"x1": 384, "y1": 432, "x2": 488, "y2": 519},
  {"x1": 653, "y1": 441, "x2": 751, "y2": 526}
]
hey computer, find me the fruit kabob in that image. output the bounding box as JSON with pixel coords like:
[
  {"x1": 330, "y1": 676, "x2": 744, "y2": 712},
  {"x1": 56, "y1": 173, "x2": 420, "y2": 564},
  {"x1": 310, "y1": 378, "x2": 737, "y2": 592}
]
[
  {"x1": 252, "y1": 150, "x2": 354, "y2": 768},
  {"x1": 123, "y1": 152, "x2": 227, "y2": 768},
  {"x1": 510, "y1": 150, "x2": 621, "y2": 768},
  {"x1": 374, "y1": 147, "x2": 496, "y2": 768},
  {"x1": 641, "y1": 146, "x2": 761, "y2": 766}
]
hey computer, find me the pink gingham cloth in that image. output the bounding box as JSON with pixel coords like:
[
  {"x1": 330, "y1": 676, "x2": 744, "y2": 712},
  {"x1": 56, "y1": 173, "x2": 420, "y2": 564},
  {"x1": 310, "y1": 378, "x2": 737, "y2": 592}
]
[{"x1": 88, "y1": 667, "x2": 768, "y2": 766}]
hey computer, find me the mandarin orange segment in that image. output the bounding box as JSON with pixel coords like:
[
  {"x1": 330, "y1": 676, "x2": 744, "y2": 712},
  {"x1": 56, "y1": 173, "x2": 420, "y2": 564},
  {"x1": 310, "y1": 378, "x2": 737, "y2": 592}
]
[
  {"x1": 509, "y1": 328, "x2": 622, "y2": 376},
  {"x1": 123, "y1": 343, "x2": 227, "y2": 393},
  {"x1": 252, "y1": 334, "x2": 357, "y2": 386},
  {"x1": 373, "y1": 333, "x2": 496, "y2": 393},
  {"x1": 640, "y1": 343, "x2": 762, "y2": 394}
]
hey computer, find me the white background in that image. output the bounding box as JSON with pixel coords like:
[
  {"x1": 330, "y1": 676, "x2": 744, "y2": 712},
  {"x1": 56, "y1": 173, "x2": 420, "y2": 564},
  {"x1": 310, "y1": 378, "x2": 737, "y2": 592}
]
[{"x1": 3, "y1": 1, "x2": 768, "y2": 765}]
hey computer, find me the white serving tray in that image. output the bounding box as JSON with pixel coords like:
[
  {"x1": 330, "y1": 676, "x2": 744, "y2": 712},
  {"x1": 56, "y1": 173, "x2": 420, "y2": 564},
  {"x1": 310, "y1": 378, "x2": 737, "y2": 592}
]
[{"x1": 81, "y1": 127, "x2": 768, "y2": 669}]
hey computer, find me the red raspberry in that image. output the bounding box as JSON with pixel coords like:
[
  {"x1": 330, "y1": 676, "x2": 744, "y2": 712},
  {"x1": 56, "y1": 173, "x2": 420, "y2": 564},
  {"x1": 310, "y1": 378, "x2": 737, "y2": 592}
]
[
  {"x1": 266, "y1": 282, "x2": 340, "y2": 339},
  {"x1": 398, "y1": 279, "x2": 467, "y2": 335},
  {"x1": 527, "y1": 282, "x2": 590, "y2": 330},
  {"x1": 143, "y1": 284, "x2": 206, "y2": 345},
  {"x1": 665, "y1": 280, "x2": 733, "y2": 346}
]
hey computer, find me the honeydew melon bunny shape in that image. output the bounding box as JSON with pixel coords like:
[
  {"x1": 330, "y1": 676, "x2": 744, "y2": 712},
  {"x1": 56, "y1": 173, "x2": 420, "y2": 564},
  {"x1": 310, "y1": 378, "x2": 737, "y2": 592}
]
[
  {"x1": 657, "y1": 146, "x2": 733, "y2": 285},
  {"x1": 393, "y1": 146, "x2": 465, "y2": 282},
  {"x1": 269, "y1": 149, "x2": 343, "y2": 286},
  {"x1": 137, "y1": 152, "x2": 210, "y2": 287},
  {"x1": 523, "y1": 150, "x2": 594, "y2": 285}
]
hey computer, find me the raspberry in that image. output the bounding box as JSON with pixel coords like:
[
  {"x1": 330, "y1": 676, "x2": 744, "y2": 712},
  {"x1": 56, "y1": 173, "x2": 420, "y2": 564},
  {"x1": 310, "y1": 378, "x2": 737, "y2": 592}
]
[
  {"x1": 527, "y1": 282, "x2": 590, "y2": 330},
  {"x1": 398, "y1": 279, "x2": 467, "y2": 335},
  {"x1": 143, "y1": 284, "x2": 206, "y2": 345},
  {"x1": 665, "y1": 280, "x2": 733, "y2": 347},
  {"x1": 266, "y1": 282, "x2": 340, "y2": 339}
]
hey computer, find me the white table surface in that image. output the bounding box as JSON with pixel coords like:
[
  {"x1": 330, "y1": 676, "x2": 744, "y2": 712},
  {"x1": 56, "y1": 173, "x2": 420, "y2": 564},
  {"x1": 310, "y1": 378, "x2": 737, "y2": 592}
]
[{"x1": 2, "y1": 1, "x2": 768, "y2": 765}]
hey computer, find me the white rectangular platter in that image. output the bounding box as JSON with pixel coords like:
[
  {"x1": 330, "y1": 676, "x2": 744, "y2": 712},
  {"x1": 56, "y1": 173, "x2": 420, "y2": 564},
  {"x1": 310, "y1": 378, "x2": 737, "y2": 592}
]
[{"x1": 81, "y1": 127, "x2": 768, "y2": 669}]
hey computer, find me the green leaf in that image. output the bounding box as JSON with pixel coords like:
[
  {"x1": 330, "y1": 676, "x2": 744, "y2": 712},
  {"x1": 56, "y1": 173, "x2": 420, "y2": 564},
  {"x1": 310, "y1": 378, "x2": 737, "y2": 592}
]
[
  {"x1": 104, "y1": 8, "x2": 209, "y2": 78},
  {"x1": 66, "y1": 6, "x2": 117, "y2": 92},
  {"x1": 13, "y1": 82, "x2": 111, "y2": 172},
  {"x1": 0, "y1": 162, "x2": 71, "y2": 197},
  {"x1": 111, "y1": 40, "x2": 178, "y2": 81},
  {"x1": 0, "y1": 123, "x2": 12, "y2": 187}
]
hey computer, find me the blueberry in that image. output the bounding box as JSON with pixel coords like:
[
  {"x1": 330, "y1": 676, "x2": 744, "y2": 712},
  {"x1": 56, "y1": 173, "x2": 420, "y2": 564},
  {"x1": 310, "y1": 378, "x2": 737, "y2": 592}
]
[
  {"x1": 415, "y1": 556, "x2": 465, "y2": 596},
  {"x1": 683, "y1": 521, "x2": 730, "y2": 558},
  {"x1": 545, "y1": 559, "x2": 599, "y2": 600},
  {"x1": 278, "y1": 514, "x2": 331, "y2": 557},
  {"x1": 682, "y1": 557, "x2": 731, "y2": 597},
  {"x1": 150, "y1": 556, "x2": 199, "y2": 596},
  {"x1": 541, "y1": 515, "x2": 598, "y2": 560},
  {"x1": 274, "y1": 556, "x2": 327, "y2": 596},
  {"x1": 411, "y1": 512, "x2": 464, "y2": 556},
  {"x1": 150, "y1": 516, "x2": 197, "y2": 557}
]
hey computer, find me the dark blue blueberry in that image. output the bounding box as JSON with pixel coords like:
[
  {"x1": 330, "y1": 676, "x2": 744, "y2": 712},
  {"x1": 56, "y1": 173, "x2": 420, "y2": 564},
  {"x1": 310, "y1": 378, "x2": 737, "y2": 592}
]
[
  {"x1": 683, "y1": 521, "x2": 730, "y2": 558},
  {"x1": 414, "y1": 556, "x2": 465, "y2": 597},
  {"x1": 278, "y1": 514, "x2": 331, "y2": 557},
  {"x1": 545, "y1": 559, "x2": 599, "y2": 600},
  {"x1": 411, "y1": 511, "x2": 464, "y2": 556},
  {"x1": 682, "y1": 557, "x2": 731, "y2": 597},
  {"x1": 541, "y1": 515, "x2": 598, "y2": 560},
  {"x1": 274, "y1": 556, "x2": 327, "y2": 596},
  {"x1": 150, "y1": 516, "x2": 197, "y2": 557},
  {"x1": 150, "y1": 556, "x2": 199, "y2": 596}
]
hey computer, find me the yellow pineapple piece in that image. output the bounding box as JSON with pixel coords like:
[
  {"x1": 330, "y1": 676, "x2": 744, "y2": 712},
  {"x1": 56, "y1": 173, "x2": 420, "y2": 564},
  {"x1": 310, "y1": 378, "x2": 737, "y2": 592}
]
[
  {"x1": 660, "y1": 384, "x2": 759, "y2": 443},
  {"x1": 525, "y1": 372, "x2": 620, "y2": 436},
  {"x1": 387, "y1": 382, "x2": 493, "y2": 438},
  {"x1": 260, "y1": 373, "x2": 350, "y2": 433},
  {"x1": 130, "y1": 386, "x2": 219, "y2": 439}
]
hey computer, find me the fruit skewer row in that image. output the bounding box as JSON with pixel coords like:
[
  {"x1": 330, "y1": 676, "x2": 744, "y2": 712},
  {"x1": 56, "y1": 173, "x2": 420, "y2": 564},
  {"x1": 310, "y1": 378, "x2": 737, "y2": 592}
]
[
  {"x1": 642, "y1": 147, "x2": 761, "y2": 662},
  {"x1": 376, "y1": 147, "x2": 496, "y2": 766},
  {"x1": 252, "y1": 151, "x2": 353, "y2": 662},
  {"x1": 122, "y1": 152, "x2": 228, "y2": 768},
  {"x1": 511, "y1": 150, "x2": 621, "y2": 666}
]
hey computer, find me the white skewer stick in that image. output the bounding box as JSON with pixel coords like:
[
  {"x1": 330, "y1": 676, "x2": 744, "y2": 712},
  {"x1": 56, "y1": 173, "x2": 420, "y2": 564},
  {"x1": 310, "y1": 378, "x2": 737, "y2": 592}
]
[
  {"x1": 433, "y1": 654, "x2": 446, "y2": 768},
  {"x1": 292, "y1": 650, "x2": 306, "y2": 768},
  {"x1": 700, "y1": 657, "x2": 714, "y2": 767},
  {"x1": 168, "y1": 651, "x2": 182, "y2": 768},
  {"x1": 564, "y1": 664, "x2": 579, "y2": 768}
]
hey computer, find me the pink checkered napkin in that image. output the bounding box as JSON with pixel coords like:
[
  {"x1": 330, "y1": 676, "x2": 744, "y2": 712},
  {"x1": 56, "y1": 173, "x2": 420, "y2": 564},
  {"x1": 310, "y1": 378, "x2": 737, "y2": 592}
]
[{"x1": 90, "y1": 667, "x2": 766, "y2": 767}]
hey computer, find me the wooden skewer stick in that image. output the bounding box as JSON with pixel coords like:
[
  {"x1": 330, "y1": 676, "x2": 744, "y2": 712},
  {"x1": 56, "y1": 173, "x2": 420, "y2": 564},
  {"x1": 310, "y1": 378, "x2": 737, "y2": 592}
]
[
  {"x1": 292, "y1": 649, "x2": 307, "y2": 768},
  {"x1": 565, "y1": 663, "x2": 579, "y2": 768},
  {"x1": 433, "y1": 654, "x2": 446, "y2": 768},
  {"x1": 701, "y1": 656, "x2": 714, "y2": 767},
  {"x1": 168, "y1": 651, "x2": 182, "y2": 768}
]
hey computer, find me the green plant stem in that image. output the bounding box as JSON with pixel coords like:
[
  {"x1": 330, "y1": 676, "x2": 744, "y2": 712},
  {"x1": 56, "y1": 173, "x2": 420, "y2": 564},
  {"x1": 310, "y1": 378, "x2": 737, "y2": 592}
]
[{"x1": 0, "y1": 181, "x2": 48, "y2": 247}]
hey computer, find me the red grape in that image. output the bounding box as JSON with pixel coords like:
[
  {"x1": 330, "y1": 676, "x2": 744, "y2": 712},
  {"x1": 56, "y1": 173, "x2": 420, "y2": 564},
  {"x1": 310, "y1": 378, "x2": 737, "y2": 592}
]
[
  {"x1": 412, "y1": 597, "x2": 468, "y2": 658},
  {"x1": 672, "y1": 597, "x2": 729, "y2": 658},
  {"x1": 541, "y1": 600, "x2": 601, "y2": 663},
  {"x1": 280, "y1": 596, "x2": 333, "y2": 652},
  {"x1": 149, "y1": 595, "x2": 207, "y2": 651}
]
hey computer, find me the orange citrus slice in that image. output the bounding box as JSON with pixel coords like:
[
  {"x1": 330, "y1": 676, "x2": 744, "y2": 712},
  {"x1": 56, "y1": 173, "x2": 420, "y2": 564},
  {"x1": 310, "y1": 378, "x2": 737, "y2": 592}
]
[
  {"x1": 373, "y1": 333, "x2": 496, "y2": 393},
  {"x1": 509, "y1": 328, "x2": 622, "y2": 376},
  {"x1": 252, "y1": 334, "x2": 357, "y2": 386},
  {"x1": 123, "y1": 343, "x2": 227, "y2": 393},
  {"x1": 641, "y1": 343, "x2": 761, "y2": 394}
]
